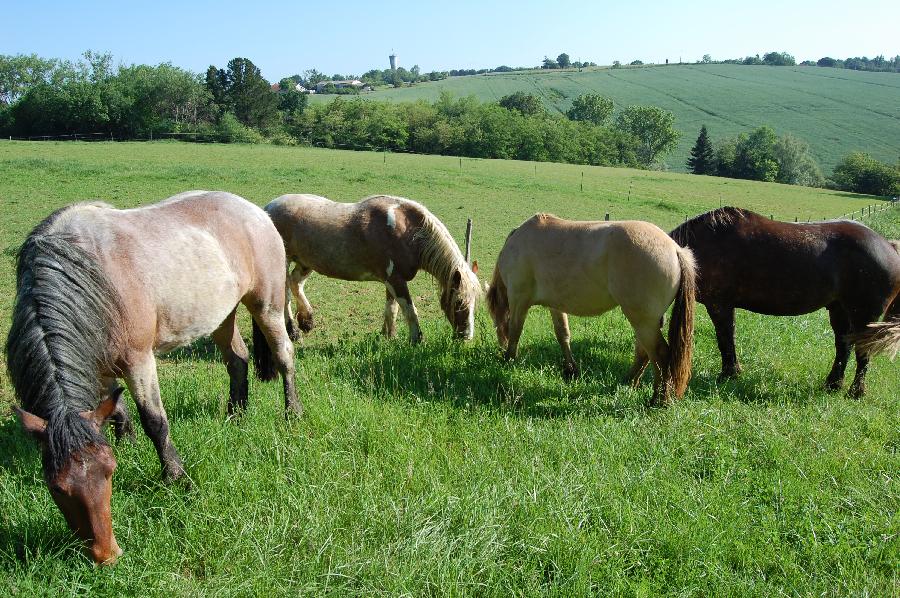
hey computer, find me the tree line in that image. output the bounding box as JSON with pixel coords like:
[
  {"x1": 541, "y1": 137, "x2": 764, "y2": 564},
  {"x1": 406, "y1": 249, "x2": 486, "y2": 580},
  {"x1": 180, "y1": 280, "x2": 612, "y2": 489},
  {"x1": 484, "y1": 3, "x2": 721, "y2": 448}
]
[{"x1": 687, "y1": 125, "x2": 900, "y2": 196}]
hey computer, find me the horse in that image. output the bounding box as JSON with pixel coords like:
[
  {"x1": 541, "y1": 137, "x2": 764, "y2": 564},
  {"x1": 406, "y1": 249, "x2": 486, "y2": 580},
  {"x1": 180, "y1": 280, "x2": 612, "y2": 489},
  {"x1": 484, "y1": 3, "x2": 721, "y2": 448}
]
[
  {"x1": 6, "y1": 190, "x2": 301, "y2": 565},
  {"x1": 264, "y1": 194, "x2": 481, "y2": 343},
  {"x1": 485, "y1": 214, "x2": 697, "y2": 406},
  {"x1": 669, "y1": 206, "x2": 900, "y2": 397}
]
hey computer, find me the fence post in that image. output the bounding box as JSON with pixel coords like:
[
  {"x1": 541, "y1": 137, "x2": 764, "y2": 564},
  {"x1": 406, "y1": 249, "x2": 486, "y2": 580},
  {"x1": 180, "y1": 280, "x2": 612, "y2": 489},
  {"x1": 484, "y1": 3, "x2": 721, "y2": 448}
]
[
  {"x1": 581, "y1": 171, "x2": 584, "y2": 192},
  {"x1": 464, "y1": 218, "x2": 473, "y2": 264},
  {"x1": 605, "y1": 213, "x2": 610, "y2": 221}
]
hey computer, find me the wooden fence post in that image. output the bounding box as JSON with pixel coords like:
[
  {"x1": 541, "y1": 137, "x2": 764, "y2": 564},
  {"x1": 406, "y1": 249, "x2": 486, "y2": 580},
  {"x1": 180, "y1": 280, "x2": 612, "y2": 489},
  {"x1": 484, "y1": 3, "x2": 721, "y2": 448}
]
[
  {"x1": 605, "y1": 213, "x2": 610, "y2": 221},
  {"x1": 464, "y1": 218, "x2": 473, "y2": 264}
]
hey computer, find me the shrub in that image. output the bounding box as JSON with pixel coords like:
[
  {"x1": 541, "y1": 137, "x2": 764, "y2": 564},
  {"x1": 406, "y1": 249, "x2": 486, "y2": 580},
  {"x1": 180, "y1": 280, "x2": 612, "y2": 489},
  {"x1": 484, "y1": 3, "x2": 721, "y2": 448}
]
[
  {"x1": 217, "y1": 112, "x2": 264, "y2": 143},
  {"x1": 831, "y1": 152, "x2": 900, "y2": 196}
]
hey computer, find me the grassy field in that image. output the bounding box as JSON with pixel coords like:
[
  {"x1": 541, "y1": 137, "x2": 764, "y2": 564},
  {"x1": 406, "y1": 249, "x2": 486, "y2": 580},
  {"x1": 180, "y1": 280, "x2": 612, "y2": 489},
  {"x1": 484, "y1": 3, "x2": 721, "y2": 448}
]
[
  {"x1": 0, "y1": 140, "x2": 898, "y2": 596},
  {"x1": 313, "y1": 64, "x2": 900, "y2": 173}
]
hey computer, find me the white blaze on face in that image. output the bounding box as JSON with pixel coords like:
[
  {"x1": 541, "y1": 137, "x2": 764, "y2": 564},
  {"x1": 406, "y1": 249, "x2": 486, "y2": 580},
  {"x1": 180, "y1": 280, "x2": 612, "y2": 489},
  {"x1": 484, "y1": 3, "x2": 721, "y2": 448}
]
[
  {"x1": 386, "y1": 205, "x2": 397, "y2": 230},
  {"x1": 466, "y1": 299, "x2": 475, "y2": 340},
  {"x1": 386, "y1": 259, "x2": 394, "y2": 277}
]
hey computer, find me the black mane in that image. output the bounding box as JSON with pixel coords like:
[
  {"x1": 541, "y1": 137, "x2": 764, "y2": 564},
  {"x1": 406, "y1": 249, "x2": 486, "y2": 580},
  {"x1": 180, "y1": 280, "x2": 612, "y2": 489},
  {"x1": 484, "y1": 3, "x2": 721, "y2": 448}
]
[
  {"x1": 670, "y1": 206, "x2": 751, "y2": 245},
  {"x1": 6, "y1": 208, "x2": 123, "y2": 475}
]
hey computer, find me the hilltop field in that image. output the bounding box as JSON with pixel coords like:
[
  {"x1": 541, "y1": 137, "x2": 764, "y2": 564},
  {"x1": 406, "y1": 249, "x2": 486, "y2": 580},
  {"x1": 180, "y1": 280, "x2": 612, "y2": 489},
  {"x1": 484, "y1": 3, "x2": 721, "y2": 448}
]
[
  {"x1": 313, "y1": 64, "x2": 900, "y2": 173},
  {"x1": 0, "y1": 141, "x2": 898, "y2": 595}
]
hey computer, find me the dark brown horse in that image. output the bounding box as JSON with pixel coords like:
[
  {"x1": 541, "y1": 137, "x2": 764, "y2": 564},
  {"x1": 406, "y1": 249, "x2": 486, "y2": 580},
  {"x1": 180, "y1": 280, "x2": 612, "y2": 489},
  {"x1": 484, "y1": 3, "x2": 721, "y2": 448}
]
[
  {"x1": 7, "y1": 191, "x2": 300, "y2": 564},
  {"x1": 669, "y1": 207, "x2": 900, "y2": 397}
]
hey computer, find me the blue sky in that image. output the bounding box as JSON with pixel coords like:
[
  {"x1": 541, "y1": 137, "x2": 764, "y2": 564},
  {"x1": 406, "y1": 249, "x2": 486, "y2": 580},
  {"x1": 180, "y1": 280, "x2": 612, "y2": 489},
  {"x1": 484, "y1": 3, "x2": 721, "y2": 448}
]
[{"x1": 4, "y1": 0, "x2": 897, "y2": 80}]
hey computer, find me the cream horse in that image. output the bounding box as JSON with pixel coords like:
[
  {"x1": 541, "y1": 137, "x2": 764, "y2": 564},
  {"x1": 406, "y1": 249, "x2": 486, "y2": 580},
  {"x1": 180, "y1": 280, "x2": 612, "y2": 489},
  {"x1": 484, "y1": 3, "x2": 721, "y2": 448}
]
[
  {"x1": 265, "y1": 194, "x2": 480, "y2": 343},
  {"x1": 486, "y1": 214, "x2": 697, "y2": 406},
  {"x1": 8, "y1": 191, "x2": 300, "y2": 564}
]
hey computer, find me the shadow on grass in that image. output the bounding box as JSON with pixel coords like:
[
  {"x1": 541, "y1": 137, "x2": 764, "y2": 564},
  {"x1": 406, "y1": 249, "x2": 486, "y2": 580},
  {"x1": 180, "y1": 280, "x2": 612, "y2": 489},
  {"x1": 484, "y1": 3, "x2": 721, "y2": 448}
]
[{"x1": 306, "y1": 332, "x2": 653, "y2": 419}]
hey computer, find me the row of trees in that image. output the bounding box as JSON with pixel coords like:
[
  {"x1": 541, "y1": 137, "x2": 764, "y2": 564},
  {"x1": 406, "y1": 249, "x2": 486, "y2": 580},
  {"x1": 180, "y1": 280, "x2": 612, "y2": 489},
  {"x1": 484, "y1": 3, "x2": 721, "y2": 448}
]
[
  {"x1": 290, "y1": 91, "x2": 678, "y2": 168},
  {"x1": 702, "y1": 51, "x2": 900, "y2": 73},
  {"x1": 687, "y1": 125, "x2": 900, "y2": 195}
]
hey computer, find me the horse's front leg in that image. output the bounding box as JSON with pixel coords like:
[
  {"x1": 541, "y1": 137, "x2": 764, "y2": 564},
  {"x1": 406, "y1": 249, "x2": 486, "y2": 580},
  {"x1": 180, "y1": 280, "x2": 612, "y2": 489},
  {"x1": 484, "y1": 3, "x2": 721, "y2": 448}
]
[
  {"x1": 707, "y1": 304, "x2": 741, "y2": 380},
  {"x1": 503, "y1": 304, "x2": 529, "y2": 361},
  {"x1": 124, "y1": 353, "x2": 187, "y2": 482},
  {"x1": 387, "y1": 278, "x2": 423, "y2": 344},
  {"x1": 212, "y1": 307, "x2": 250, "y2": 416},
  {"x1": 550, "y1": 309, "x2": 579, "y2": 380},
  {"x1": 382, "y1": 286, "x2": 400, "y2": 338},
  {"x1": 100, "y1": 377, "x2": 135, "y2": 442}
]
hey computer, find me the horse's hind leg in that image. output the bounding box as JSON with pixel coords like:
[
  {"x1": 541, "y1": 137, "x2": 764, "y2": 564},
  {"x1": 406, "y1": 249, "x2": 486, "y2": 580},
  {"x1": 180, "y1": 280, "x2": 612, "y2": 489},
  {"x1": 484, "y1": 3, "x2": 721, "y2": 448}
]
[
  {"x1": 212, "y1": 307, "x2": 250, "y2": 417},
  {"x1": 708, "y1": 304, "x2": 741, "y2": 380},
  {"x1": 825, "y1": 302, "x2": 851, "y2": 391},
  {"x1": 628, "y1": 314, "x2": 672, "y2": 406},
  {"x1": 289, "y1": 265, "x2": 315, "y2": 334},
  {"x1": 624, "y1": 342, "x2": 650, "y2": 388},
  {"x1": 252, "y1": 307, "x2": 302, "y2": 416},
  {"x1": 124, "y1": 353, "x2": 186, "y2": 482},
  {"x1": 550, "y1": 309, "x2": 579, "y2": 379},
  {"x1": 846, "y1": 303, "x2": 886, "y2": 398},
  {"x1": 382, "y1": 287, "x2": 400, "y2": 338}
]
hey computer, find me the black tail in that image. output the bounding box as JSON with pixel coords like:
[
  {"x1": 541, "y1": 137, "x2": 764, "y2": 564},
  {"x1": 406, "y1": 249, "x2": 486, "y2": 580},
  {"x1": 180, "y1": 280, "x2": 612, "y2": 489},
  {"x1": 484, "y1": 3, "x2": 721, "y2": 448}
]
[{"x1": 252, "y1": 318, "x2": 278, "y2": 381}]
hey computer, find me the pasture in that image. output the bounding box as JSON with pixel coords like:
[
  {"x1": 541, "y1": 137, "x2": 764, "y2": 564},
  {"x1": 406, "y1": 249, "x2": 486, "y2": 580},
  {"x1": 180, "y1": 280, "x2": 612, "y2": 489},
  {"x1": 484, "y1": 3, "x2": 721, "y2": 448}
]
[
  {"x1": 314, "y1": 64, "x2": 900, "y2": 173},
  {"x1": 0, "y1": 140, "x2": 898, "y2": 595}
]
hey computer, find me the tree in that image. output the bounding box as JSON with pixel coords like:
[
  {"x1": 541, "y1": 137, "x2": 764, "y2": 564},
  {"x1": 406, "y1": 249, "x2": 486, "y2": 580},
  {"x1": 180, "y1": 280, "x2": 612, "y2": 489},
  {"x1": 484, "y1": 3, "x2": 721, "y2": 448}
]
[
  {"x1": 222, "y1": 57, "x2": 279, "y2": 130},
  {"x1": 817, "y1": 57, "x2": 837, "y2": 68},
  {"x1": 773, "y1": 134, "x2": 823, "y2": 187},
  {"x1": 556, "y1": 53, "x2": 571, "y2": 69},
  {"x1": 615, "y1": 105, "x2": 679, "y2": 166},
  {"x1": 831, "y1": 152, "x2": 900, "y2": 196},
  {"x1": 498, "y1": 92, "x2": 545, "y2": 116},
  {"x1": 0, "y1": 53, "x2": 59, "y2": 105},
  {"x1": 701, "y1": 54, "x2": 713, "y2": 64},
  {"x1": 630, "y1": 60, "x2": 644, "y2": 66},
  {"x1": 612, "y1": 60, "x2": 622, "y2": 69},
  {"x1": 762, "y1": 52, "x2": 796, "y2": 66},
  {"x1": 277, "y1": 77, "x2": 307, "y2": 114},
  {"x1": 542, "y1": 57, "x2": 558, "y2": 69},
  {"x1": 566, "y1": 93, "x2": 614, "y2": 125},
  {"x1": 732, "y1": 126, "x2": 778, "y2": 181},
  {"x1": 687, "y1": 125, "x2": 715, "y2": 175}
]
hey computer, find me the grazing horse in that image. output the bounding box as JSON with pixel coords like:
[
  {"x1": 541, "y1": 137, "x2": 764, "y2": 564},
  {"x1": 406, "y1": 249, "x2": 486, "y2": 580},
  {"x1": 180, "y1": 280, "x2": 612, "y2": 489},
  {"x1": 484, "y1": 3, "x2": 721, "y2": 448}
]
[
  {"x1": 265, "y1": 194, "x2": 480, "y2": 343},
  {"x1": 669, "y1": 206, "x2": 900, "y2": 397},
  {"x1": 6, "y1": 191, "x2": 300, "y2": 565},
  {"x1": 485, "y1": 214, "x2": 697, "y2": 406}
]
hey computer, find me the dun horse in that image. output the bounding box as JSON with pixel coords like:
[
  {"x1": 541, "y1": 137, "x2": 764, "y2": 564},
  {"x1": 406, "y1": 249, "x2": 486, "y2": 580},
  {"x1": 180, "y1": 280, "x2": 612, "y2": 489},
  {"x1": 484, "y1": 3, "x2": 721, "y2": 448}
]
[
  {"x1": 670, "y1": 207, "x2": 900, "y2": 396},
  {"x1": 485, "y1": 214, "x2": 697, "y2": 406},
  {"x1": 6, "y1": 191, "x2": 300, "y2": 565},
  {"x1": 265, "y1": 194, "x2": 480, "y2": 343}
]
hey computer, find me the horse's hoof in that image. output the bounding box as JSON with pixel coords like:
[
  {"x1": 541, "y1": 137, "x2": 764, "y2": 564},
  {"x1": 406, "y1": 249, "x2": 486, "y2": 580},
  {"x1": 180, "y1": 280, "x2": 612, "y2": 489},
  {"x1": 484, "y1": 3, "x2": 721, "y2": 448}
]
[
  {"x1": 824, "y1": 379, "x2": 843, "y2": 392},
  {"x1": 286, "y1": 321, "x2": 301, "y2": 342},
  {"x1": 847, "y1": 383, "x2": 865, "y2": 400},
  {"x1": 285, "y1": 400, "x2": 304, "y2": 418},
  {"x1": 162, "y1": 465, "x2": 188, "y2": 486},
  {"x1": 717, "y1": 370, "x2": 740, "y2": 383},
  {"x1": 562, "y1": 363, "x2": 580, "y2": 381},
  {"x1": 297, "y1": 316, "x2": 315, "y2": 334}
]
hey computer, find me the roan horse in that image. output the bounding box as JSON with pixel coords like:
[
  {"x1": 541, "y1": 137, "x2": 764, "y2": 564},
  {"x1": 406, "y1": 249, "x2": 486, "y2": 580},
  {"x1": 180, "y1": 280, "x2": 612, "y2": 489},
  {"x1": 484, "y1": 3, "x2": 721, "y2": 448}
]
[
  {"x1": 6, "y1": 191, "x2": 300, "y2": 565},
  {"x1": 264, "y1": 194, "x2": 481, "y2": 343},
  {"x1": 485, "y1": 214, "x2": 697, "y2": 406},
  {"x1": 669, "y1": 207, "x2": 900, "y2": 397}
]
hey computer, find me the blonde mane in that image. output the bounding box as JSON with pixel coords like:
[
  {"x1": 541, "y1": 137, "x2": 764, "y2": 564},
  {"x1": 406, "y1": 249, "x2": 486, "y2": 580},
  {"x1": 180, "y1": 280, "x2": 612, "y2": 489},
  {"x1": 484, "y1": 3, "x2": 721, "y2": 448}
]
[{"x1": 412, "y1": 204, "x2": 481, "y2": 304}]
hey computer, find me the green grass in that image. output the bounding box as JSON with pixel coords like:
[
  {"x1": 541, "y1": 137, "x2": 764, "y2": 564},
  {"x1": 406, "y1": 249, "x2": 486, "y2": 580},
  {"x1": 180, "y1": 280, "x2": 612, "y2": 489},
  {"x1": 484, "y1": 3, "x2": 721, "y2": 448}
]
[
  {"x1": 0, "y1": 140, "x2": 898, "y2": 596},
  {"x1": 313, "y1": 64, "x2": 900, "y2": 173}
]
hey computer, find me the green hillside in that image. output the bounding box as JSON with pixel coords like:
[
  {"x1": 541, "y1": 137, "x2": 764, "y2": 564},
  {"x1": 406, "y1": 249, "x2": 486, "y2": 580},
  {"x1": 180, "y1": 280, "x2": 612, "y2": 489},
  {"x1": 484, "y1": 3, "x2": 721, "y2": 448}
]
[{"x1": 314, "y1": 64, "x2": 900, "y2": 173}]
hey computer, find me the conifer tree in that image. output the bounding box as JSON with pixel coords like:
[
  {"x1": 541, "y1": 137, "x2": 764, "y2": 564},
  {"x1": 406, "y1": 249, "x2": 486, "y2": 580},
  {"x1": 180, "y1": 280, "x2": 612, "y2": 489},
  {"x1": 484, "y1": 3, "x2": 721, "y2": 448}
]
[{"x1": 687, "y1": 125, "x2": 715, "y2": 174}]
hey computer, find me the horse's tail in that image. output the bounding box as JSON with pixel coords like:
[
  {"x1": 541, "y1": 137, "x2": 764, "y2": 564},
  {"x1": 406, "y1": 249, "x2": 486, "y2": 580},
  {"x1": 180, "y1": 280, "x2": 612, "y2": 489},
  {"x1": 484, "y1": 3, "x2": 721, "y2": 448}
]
[
  {"x1": 485, "y1": 266, "x2": 509, "y2": 335},
  {"x1": 667, "y1": 246, "x2": 697, "y2": 398},
  {"x1": 252, "y1": 318, "x2": 278, "y2": 381}
]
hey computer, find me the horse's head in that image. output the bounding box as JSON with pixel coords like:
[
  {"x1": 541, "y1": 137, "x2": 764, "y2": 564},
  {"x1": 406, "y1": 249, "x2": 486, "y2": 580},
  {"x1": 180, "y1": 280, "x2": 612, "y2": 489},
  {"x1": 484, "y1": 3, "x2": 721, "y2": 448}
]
[
  {"x1": 16, "y1": 392, "x2": 123, "y2": 565},
  {"x1": 440, "y1": 261, "x2": 480, "y2": 340}
]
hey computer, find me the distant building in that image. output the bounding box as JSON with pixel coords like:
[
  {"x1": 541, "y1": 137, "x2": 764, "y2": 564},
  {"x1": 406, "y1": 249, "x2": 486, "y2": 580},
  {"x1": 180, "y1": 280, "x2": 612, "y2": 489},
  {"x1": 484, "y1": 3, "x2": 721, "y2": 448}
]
[
  {"x1": 315, "y1": 79, "x2": 364, "y2": 93},
  {"x1": 389, "y1": 52, "x2": 397, "y2": 70}
]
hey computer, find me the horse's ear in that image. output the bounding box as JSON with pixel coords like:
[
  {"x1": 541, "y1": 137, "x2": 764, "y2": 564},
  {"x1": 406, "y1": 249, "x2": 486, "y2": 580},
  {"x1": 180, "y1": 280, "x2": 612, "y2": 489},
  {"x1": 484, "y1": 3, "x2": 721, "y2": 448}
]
[
  {"x1": 471, "y1": 260, "x2": 479, "y2": 274},
  {"x1": 81, "y1": 387, "x2": 124, "y2": 428},
  {"x1": 15, "y1": 407, "x2": 48, "y2": 442}
]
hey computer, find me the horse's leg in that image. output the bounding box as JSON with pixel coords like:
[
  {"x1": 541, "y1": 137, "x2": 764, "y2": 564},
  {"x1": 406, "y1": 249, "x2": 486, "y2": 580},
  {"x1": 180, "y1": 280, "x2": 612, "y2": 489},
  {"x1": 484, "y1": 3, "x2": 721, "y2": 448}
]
[
  {"x1": 387, "y1": 278, "x2": 423, "y2": 344},
  {"x1": 211, "y1": 307, "x2": 250, "y2": 417},
  {"x1": 283, "y1": 264, "x2": 300, "y2": 342},
  {"x1": 550, "y1": 309, "x2": 579, "y2": 380},
  {"x1": 624, "y1": 342, "x2": 650, "y2": 388},
  {"x1": 707, "y1": 304, "x2": 741, "y2": 380},
  {"x1": 503, "y1": 303, "x2": 529, "y2": 361},
  {"x1": 846, "y1": 305, "x2": 884, "y2": 398},
  {"x1": 628, "y1": 313, "x2": 671, "y2": 406},
  {"x1": 124, "y1": 353, "x2": 186, "y2": 482},
  {"x1": 252, "y1": 307, "x2": 302, "y2": 416},
  {"x1": 100, "y1": 377, "x2": 134, "y2": 442},
  {"x1": 382, "y1": 286, "x2": 400, "y2": 338},
  {"x1": 825, "y1": 302, "x2": 851, "y2": 391},
  {"x1": 290, "y1": 265, "x2": 315, "y2": 334}
]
